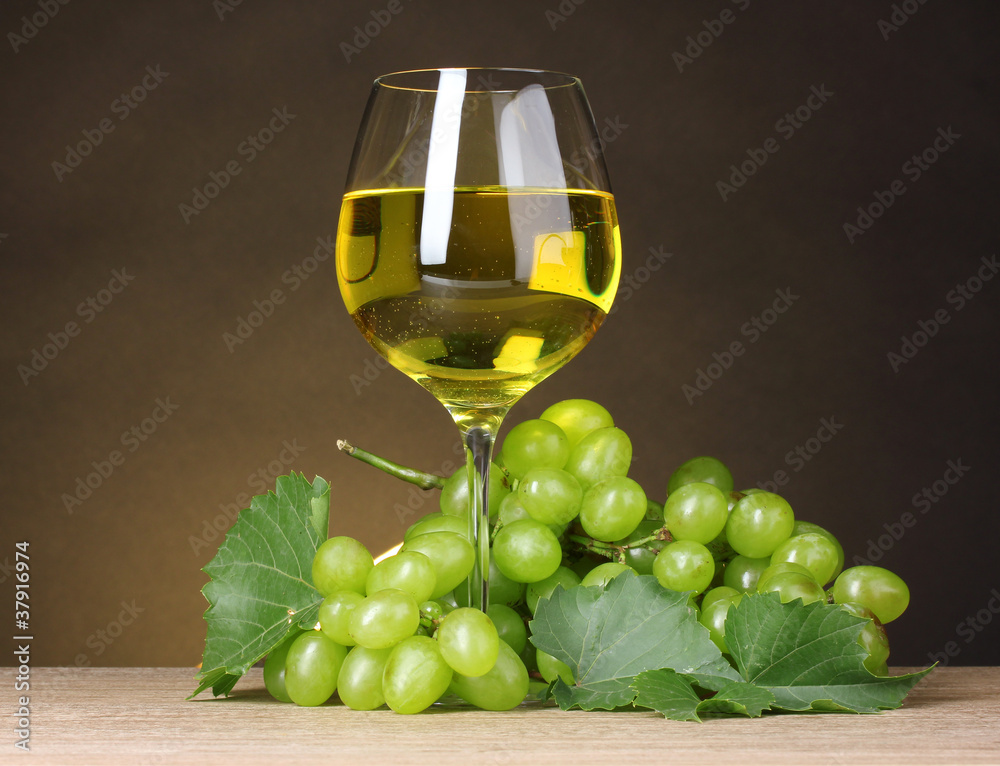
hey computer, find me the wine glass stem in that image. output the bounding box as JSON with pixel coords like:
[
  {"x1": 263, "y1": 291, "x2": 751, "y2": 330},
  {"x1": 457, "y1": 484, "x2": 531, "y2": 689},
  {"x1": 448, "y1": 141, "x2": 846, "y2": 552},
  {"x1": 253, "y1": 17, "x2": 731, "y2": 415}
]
[{"x1": 461, "y1": 424, "x2": 495, "y2": 612}]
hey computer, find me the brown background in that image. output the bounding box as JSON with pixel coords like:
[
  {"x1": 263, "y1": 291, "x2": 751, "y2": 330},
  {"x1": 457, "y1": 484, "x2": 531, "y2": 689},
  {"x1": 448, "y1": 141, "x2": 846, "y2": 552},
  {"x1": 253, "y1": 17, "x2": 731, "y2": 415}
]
[{"x1": 1, "y1": 0, "x2": 997, "y2": 669}]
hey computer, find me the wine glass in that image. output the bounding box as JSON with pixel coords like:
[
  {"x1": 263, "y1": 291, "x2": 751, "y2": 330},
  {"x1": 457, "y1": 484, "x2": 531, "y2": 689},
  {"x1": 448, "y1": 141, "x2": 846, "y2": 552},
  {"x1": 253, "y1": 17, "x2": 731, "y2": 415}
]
[{"x1": 335, "y1": 68, "x2": 621, "y2": 611}]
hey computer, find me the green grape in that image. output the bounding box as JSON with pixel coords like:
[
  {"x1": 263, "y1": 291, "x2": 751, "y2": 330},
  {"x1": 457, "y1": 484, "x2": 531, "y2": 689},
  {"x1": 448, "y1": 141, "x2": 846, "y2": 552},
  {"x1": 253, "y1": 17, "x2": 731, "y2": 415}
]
[
  {"x1": 498, "y1": 493, "x2": 566, "y2": 537},
  {"x1": 492, "y1": 519, "x2": 562, "y2": 583},
  {"x1": 404, "y1": 513, "x2": 469, "y2": 541},
  {"x1": 312, "y1": 536, "x2": 374, "y2": 597},
  {"x1": 756, "y1": 562, "x2": 815, "y2": 594},
  {"x1": 365, "y1": 550, "x2": 437, "y2": 603},
  {"x1": 831, "y1": 566, "x2": 910, "y2": 624},
  {"x1": 401, "y1": 532, "x2": 476, "y2": 598},
  {"x1": 726, "y1": 491, "x2": 795, "y2": 558},
  {"x1": 439, "y1": 463, "x2": 508, "y2": 519},
  {"x1": 540, "y1": 398, "x2": 614, "y2": 446},
  {"x1": 536, "y1": 648, "x2": 574, "y2": 685},
  {"x1": 526, "y1": 566, "x2": 581, "y2": 613},
  {"x1": 448, "y1": 640, "x2": 529, "y2": 711},
  {"x1": 723, "y1": 555, "x2": 771, "y2": 593},
  {"x1": 667, "y1": 456, "x2": 734, "y2": 495},
  {"x1": 579, "y1": 476, "x2": 647, "y2": 542},
  {"x1": 792, "y1": 520, "x2": 845, "y2": 580},
  {"x1": 663, "y1": 481, "x2": 729, "y2": 545},
  {"x1": 645, "y1": 498, "x2": 665, "y2": 521},
  {"x1": 564, "y1": 427, "x2": 632, "y2": 489},
  {"x1": 498, "y1": 492, "x2": 532, "y2": 525},
  {"x1": 436, "y1": 607, "x2": 501, "y2": 677},
  {"x1": 284, "y1": 631, "x2": 348, "y2": 707},
  {"x1": 580, "y1": 561, "x2": 636, "y2": 588},
  {"x1": 769, "y1": 532, "x2": 840, "y2": 586},
  {"x1": 499, "y1": 419, "x2": 571, "y2": 479},
  {"x1": 337, "y1": 645, "x2": 393, "y2": 710},
  {"x1": 348, "y1": 588, "x2": 420, "y2": 649},
  {"x1": 382, "y1": 636, "x2": 453, "y2": 714},
  {"x1": 487, "y1": 604, "x2": 527, "y2": 654},
  {"x1": 263, "y1": 629, "x2": 305, "y2": 702},
  {"x1": 518, "y1": 468, "x2": 584, "y2": 526},
  {"x1": 701, "y1": 585, "x2": 741, "y2": 611},
  {"x1": 617, "y1": 519, "x2": 666, "y2": 575},
  {"x1": 840, "y1": 603, "x2": 890, "y2": 675},
  {"x1": 621, "y1": 545, "x2": 658, "y2": 576},
  {"x1": 699, "y1": 591, "x2": 742, "y2": 653},
  {"x1": 758, "y1": 571, "x2": 826, "y2": 605},
  {"x1": 653, "y1": 541, "x2": 714, "y2": 595},
  {"x1": 436, "y1": 591, "x2": 459, "y2": 609},
  {"x1": 319, "y1": 590, "x2": 364, "y2": 646},
  {"x1": 488, "y1": 554, "x2": 527, "y2": 607},
  {"x1": 569, "y1": 555, "x2": 602, "y2": 579},
  {"x1": 419, "y1": 600, "x2": 444, "y2": 629}
]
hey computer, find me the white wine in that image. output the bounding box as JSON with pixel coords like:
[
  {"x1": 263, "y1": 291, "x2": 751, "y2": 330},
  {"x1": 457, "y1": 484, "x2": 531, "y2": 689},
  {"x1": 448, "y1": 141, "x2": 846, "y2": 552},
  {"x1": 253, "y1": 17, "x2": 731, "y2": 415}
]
[{"x1": 336, "y1": 187, "x2": 621, "y2": 422}]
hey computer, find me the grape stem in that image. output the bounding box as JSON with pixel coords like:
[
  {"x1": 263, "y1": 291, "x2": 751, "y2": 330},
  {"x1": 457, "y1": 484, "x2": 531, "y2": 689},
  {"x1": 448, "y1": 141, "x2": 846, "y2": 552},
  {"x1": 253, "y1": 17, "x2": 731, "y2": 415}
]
[
  {"x1": 336, "y1": 440, "x2": 445, "y2": 490},
  {"x1": 569, "y1": 527, "x2": 674, "y2": 556},
  {"x1": 568, "y1": 527, "x2": 733, "y2": 563}
]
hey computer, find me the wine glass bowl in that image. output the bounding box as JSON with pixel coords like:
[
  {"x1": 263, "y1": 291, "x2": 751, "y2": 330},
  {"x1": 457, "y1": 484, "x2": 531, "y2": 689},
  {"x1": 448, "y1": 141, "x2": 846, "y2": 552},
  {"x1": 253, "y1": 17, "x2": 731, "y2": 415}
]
[{"x1": 336, "y1": 68, "x2": 621, "y2": 609}]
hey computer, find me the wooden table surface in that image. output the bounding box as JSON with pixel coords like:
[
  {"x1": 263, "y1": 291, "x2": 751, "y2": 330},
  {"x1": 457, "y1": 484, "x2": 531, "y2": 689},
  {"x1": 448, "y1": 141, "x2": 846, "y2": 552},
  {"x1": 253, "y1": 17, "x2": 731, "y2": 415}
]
[{"x1": 14, "y1": 666, "x2": 1000, "y2": 765}]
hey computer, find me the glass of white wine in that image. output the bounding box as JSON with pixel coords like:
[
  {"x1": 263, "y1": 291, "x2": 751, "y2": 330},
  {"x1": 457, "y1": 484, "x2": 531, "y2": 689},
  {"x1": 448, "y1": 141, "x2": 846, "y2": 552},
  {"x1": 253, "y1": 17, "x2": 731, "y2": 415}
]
[{"x1": 336, "y1": 68, "x2": 621, "y2": 611}]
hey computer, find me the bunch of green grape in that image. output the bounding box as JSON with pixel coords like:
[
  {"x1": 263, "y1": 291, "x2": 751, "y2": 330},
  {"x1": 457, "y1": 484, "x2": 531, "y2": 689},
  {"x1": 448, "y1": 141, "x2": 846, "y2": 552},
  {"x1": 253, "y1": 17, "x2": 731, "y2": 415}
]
[{"x1": 263, "y1": 399, "x2": 910, "y2": 712}]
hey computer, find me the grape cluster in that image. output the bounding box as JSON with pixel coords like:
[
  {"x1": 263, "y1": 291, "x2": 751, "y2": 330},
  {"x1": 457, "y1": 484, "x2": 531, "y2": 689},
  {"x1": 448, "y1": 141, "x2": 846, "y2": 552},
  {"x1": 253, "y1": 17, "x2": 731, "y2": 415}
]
[{"x1": 264, "y1": 399, "x2": 910, "y2": 712}]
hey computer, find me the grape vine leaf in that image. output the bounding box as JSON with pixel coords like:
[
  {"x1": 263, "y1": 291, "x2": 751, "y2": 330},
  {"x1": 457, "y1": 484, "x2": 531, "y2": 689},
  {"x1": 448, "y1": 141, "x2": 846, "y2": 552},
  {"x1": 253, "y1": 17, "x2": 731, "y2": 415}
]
[
  {"x1": 632, "y1": 670, "x2": 774, "y2": 721},
  {"x1": 191, "y1": 473, "x2": 330, "y2": 698},
  {"x1": 725, "y1": 592, "x2": 933, "y2": 713},
  {"x1": 529, "y1": 575, "x2": 740, "y2": 711},
  {"x1": 630, "y1": 669, "x2": 702, "y2": 721},
  {"x1": 696, "y1": 682, "x2": 775, "y2": 717}
]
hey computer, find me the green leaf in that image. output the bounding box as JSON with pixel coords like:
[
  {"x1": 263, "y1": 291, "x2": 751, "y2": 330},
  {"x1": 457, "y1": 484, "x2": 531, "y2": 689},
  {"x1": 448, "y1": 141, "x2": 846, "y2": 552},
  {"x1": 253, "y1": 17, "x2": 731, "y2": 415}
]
[
  {"x1": 632, "y1": 672, "x2": 774, "y2": 721},
  {"x1": 631, "y1": 669, "x2": 702, "y2": 721},
  {"x1": 696, "y1": 682, "x2": 774, "y2": 717},
  {"x1": 529, "y1": 575, "x2": 740, "y2": 711},
  {"x1": 725, "y1": 592, "x2": 933, "y2": 713},
  {"x1": 191, "y1": 473, "x2": 330, "y2": 698}
]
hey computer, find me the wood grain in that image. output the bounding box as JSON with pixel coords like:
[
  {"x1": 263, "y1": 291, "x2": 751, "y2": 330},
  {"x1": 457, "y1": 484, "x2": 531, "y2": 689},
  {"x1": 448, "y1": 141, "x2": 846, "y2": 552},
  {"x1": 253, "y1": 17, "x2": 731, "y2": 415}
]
[{"x1": 15, "y1": 667, "x2": 1000, "y2": 765}]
